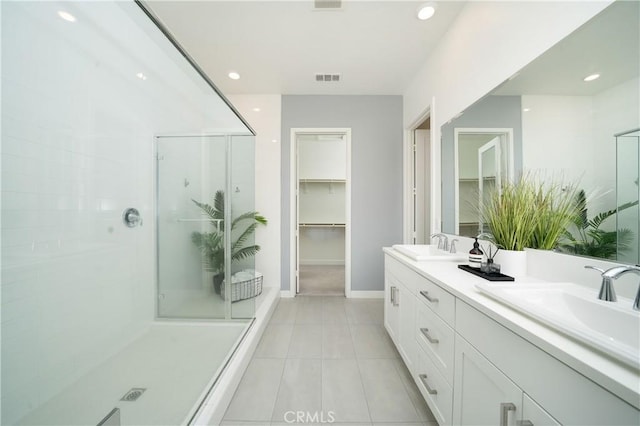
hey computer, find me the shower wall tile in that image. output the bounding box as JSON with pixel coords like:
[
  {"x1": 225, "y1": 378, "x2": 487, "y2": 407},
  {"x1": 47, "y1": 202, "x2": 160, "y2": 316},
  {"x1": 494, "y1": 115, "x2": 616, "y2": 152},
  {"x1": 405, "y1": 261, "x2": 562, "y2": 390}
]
[{"x1": 1, "y1": 2, "x2": 247, "y2": 424}]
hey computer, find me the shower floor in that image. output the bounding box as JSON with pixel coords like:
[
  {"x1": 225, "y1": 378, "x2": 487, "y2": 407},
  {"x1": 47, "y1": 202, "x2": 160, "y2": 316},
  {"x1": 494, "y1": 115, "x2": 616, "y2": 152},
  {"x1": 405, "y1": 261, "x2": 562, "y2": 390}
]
[{"x1": 17, "y1": 321, "x2": 251, "y2": 426}]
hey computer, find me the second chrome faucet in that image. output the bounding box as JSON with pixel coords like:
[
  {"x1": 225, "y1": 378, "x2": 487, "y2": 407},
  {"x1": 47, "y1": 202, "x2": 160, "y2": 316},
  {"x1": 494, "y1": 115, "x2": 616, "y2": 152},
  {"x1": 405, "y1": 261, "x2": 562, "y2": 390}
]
[{"x1": 585, "y1": 264, "x2": 640, "y2": 311}]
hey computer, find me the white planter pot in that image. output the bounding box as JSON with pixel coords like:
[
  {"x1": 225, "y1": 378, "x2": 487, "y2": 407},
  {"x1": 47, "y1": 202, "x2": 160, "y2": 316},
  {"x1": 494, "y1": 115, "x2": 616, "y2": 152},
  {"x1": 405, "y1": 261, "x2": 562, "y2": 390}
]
[{"x1": 495, "y1": 249, "x2": 527, "y2": 278}]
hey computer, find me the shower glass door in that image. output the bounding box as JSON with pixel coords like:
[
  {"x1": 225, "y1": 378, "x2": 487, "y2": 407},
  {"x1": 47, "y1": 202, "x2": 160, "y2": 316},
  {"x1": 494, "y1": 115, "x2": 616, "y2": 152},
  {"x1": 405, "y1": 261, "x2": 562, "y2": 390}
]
[
  {"x1": 156, "y1": 134, "x2": 256, "y2": 319},
  {"x1": 616, "y1": 128, "x2": 640, "y2": 264}
]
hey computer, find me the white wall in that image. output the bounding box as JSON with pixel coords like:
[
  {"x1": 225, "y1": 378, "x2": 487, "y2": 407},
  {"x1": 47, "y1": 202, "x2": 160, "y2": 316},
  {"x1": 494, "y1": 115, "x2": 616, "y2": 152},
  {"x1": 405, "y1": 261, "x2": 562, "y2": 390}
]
[
  {"x1": 1, "y1": 1, "x2": 248, "y2": 423},
  {"x1": 227, "y1": 95, "x2": 282, "y2": 289},
  {"x1": 521, "y1": 76, "x2": 640, "y2": 226},
  {"x1": 404, "y1": 1, "x2": 612, "y2": 129},
  {"x1": 521, "y1": 95, "x2": 597, "y2": 191},
  {"x1": 281, "y1": 96, "x2": 403, "y2": 293},
  {"x1": 593, "y1": 76, "x2": 640, "y2": 214}
]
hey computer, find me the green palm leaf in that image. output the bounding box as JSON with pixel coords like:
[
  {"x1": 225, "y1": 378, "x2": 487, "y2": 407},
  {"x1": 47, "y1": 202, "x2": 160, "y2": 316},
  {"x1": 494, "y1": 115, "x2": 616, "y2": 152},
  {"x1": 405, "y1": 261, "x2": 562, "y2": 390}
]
[{"x1": 191, "y1": 190, "x2": 267, "y2": 275}]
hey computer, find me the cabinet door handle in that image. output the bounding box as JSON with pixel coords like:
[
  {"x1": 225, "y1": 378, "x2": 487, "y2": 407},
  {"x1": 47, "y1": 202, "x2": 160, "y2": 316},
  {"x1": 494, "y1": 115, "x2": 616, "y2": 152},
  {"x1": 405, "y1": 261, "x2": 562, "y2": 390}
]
[
  {"x1": 500, "y1": 403, "x2": 516, "y2": 426},
  {"x1": 418, "y1": 374, "x2": 438, "y2": 395},
  {"x1": 420, "y1": 328, "x2": 439, "y2": 344},
  {"x1": 393, "y1": 287, "x2": 400, "y2": 306},
  {"x1": 420, "y1": 290, "x2": 439, "y2": 303},
  {"x1": 389, "y1": 286, "x2": 395, "y2": 304},
  {"x1": 517, "y1": 421, "x2": 534, "y2": 426}
]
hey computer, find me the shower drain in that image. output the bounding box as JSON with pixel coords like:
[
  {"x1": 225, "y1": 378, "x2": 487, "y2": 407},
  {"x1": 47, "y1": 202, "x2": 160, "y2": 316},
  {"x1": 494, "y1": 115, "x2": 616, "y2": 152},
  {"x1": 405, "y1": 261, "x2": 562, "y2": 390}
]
[{"x1": 120, "y1": 388, "x2": 146, "y2": 402}]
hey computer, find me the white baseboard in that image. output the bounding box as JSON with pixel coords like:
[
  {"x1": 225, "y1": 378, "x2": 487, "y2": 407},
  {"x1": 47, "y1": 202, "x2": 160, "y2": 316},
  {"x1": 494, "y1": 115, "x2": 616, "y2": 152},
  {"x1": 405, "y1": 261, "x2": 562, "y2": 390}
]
[
  {"x1": 349, "y1": 290, "x2": 384, "y2": 299},
  {"x1": 279, "y1": 290, "x2": 382, "y2": 299},
  {"x1": 280, "y1": 290, "x2": 296, "y2": 298}
]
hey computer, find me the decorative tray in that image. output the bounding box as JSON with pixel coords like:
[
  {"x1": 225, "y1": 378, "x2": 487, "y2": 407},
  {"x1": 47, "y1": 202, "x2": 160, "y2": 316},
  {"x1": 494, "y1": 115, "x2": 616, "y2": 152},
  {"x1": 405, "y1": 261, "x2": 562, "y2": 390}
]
[{"x1": 457, "y1": 264, "x2": 515, "y2": 282}]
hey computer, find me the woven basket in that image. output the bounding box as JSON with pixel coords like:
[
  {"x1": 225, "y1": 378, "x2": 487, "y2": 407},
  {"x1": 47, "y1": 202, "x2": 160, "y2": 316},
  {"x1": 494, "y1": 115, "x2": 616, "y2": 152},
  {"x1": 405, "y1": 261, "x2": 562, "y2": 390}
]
[{"x1": 221, "y1": 275, "x2": 263, "y2": 302}]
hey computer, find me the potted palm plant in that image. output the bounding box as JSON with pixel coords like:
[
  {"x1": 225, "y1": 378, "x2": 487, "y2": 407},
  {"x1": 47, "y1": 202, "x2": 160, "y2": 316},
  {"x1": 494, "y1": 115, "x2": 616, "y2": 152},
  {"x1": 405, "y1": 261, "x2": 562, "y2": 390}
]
[
  {"x1": 559, "y1": 189, "x2": 638, "y2": 259},
  {"x1": 191, "y1": 190, "x2": 267, "y2": 294}
]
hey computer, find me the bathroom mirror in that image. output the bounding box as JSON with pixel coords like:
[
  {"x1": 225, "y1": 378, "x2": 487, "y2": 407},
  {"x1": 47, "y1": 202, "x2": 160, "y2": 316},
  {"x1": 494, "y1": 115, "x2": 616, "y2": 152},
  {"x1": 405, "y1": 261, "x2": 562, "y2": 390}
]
[{"x1": 441, "y1": 1, "x2": 640, "y2": 263}]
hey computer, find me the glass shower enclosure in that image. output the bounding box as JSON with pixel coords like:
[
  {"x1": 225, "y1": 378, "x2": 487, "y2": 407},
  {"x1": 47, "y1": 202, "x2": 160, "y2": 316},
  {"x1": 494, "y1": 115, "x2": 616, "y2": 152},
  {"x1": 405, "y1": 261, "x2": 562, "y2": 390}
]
[
  {"x1": 616, "y1": 128, "x2": 640, "y2": 264},
  {"x1": 1, "y1": 1, "x2": 258, "y2": 425}
]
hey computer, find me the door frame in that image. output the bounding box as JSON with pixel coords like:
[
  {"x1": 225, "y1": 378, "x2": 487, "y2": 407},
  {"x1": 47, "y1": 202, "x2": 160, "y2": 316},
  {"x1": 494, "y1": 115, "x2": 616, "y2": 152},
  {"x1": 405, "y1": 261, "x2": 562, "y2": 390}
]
[
  {"x1": 453, "y1": 128, "x2": 514, "y2": 235},
  {"x1": 289, "y1": 128, "x2": 352, "y2": 297},
  {"x1": 404, "y1": 99, "x2": 439, "y2": 244}
]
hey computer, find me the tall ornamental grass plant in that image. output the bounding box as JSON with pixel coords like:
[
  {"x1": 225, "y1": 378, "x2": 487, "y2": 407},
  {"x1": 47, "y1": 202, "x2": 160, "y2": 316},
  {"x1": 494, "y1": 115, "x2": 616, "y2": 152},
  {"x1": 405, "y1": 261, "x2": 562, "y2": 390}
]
[{"x1": 481, "y1": 173, "x2": 579, "y2": 251}]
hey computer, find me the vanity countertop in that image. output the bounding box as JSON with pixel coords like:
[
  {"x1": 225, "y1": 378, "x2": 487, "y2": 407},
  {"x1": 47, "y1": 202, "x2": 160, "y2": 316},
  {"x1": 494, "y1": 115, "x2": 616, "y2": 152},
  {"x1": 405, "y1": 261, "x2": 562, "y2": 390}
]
[{"x1": 383, "y1": 247, "x2": 640, "y2": 410}]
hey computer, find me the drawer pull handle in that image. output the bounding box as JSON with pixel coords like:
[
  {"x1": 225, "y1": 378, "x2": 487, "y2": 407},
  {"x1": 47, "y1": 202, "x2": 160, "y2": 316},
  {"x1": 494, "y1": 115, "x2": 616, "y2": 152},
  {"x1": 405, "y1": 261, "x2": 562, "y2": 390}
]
[
  {"x1": 420, "y1": 290, "x2": 439, "y2": 303},
  {"x1": 420, "y1": 328, "x2": 439, "y2": 344},
  {"x1": 517, "y1": 421, "x2": 534, "y2": 426},
  {"x1": 418, "y1": 373, "x2": 438, "y2": 395},
  {"x1": 500, "y1": 403, "x2": 516, "y2": 426}
]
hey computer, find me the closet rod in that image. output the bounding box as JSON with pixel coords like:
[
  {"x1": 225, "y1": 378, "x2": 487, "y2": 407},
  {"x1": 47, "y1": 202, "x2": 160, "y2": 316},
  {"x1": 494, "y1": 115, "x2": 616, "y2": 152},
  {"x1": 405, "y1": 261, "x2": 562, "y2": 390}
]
[{"x1": 299, "y1": 223, "x2": 346, "y2": 228}]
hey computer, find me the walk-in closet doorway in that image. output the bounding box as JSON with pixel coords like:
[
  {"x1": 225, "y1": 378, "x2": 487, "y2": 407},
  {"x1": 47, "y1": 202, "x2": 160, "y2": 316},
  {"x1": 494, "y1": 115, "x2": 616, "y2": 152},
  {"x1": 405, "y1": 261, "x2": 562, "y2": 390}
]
[{"x1": 290, "y1": 129, "x2": 351, "y2": 296}]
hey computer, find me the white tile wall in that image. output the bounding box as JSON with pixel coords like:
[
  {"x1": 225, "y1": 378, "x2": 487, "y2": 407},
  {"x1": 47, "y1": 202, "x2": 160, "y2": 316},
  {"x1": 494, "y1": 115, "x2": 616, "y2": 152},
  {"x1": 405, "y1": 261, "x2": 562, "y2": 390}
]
[{"x1": 1, "y1": 1, "x2": 249, "y2": 423}]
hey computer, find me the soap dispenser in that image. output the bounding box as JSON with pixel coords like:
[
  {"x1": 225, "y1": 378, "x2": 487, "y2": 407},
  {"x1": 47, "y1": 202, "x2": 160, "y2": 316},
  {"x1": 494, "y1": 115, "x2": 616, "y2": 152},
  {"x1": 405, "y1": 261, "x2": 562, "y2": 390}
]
[{"x1": 469, "y1": 237, "x2": 484, "y2": 269}]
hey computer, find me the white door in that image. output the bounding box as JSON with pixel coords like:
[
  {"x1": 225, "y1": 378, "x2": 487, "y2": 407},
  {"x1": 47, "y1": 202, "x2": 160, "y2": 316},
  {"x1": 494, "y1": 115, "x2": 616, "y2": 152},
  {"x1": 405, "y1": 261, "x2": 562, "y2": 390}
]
[
  {"x1": 414, "y1": 129, "x2": 431, "y2": 244},
  {"x1": 477, "y1": 137, "x2": 501, "y2": 232}
]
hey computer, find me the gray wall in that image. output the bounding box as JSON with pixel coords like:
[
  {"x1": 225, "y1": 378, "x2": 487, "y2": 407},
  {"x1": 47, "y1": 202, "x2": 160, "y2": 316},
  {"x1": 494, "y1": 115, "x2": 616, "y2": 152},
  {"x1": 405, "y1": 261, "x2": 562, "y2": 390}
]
[
  {"x1": 281, "y1": 95, "x2": 403, "y2": 292},
  {"x1": 440, "y1": 95, "x2": 523, "y2": 233}
]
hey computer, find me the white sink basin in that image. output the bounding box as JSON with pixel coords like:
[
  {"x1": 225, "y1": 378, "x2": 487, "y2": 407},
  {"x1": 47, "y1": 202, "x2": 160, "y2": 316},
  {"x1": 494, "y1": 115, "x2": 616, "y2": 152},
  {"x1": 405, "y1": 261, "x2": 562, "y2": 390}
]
[
  {"x1": 392, "y1": 244, "x2": 467, "y2": 262},
  {"x1": 476, "y1": 282, "x2": 640, "y2": 368}
]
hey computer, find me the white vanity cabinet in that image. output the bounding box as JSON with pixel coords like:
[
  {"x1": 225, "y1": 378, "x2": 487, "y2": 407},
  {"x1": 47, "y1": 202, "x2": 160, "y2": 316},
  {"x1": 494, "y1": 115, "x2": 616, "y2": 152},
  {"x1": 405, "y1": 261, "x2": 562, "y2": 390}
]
[
  {"x1": 386, "y1": 255, "x2": 456, "y2": 424},
  {"x1": 455, "y1": 299, "x2": 639, "y2": 426},
  {"x1": 383, "y1": 251, "x2": 640, "y2": 426},
  {"x1": 384, "y1": 257, "x2": 417, "y2": 373}
]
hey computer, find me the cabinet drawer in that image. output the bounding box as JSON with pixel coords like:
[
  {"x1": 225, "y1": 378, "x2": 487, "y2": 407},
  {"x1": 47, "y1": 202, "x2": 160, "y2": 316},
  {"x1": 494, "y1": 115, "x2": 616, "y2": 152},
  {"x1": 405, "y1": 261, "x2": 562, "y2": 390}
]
[
  {"x1": 416, "y1": 346, "x2": 453, "y2": 426},
  {"x1": 385, "y1": 255, "x2": 455, "y2": 325},
  {"x1": 415, "y1": 277, "x2": 455, "y2": 326},
  {"x1": 416, "y1": 300, "x2": 455, "y2": 384}
]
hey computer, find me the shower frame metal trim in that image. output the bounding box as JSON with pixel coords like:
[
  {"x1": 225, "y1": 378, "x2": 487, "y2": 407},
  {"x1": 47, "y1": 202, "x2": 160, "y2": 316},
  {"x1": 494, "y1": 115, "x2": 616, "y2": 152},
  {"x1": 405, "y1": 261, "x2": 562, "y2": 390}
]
[{"x1": 133, "y1": 1, "x2": 255, "y2": 136}]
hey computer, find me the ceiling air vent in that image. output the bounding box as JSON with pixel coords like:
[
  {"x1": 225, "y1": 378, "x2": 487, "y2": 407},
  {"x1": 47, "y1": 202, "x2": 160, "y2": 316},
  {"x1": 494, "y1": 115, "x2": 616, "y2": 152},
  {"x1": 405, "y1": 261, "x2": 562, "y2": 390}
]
[
  {"x1": 314, "y1": 0, "x2": 342, "y2": 10},
  {"x1": 315, "y1": 73, "x2": 341, "y2": 82}
]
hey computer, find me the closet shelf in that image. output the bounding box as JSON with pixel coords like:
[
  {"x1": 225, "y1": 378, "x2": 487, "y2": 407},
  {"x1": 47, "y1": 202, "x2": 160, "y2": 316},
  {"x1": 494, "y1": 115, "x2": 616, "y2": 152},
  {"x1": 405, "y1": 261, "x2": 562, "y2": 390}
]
[
  {"x1": 299, "y1": 223, "x2": 346, "y2": 228},
  {"x1": 299, "y1": 179, "x2": 346, "y2": 183}
]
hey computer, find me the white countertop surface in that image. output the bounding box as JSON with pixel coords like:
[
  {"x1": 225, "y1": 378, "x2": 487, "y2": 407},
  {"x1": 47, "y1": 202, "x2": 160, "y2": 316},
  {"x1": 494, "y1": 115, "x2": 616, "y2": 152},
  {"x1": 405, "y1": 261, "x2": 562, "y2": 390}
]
[{"x1": 383, "y1": 247, "x2": 640, "y2": 409}]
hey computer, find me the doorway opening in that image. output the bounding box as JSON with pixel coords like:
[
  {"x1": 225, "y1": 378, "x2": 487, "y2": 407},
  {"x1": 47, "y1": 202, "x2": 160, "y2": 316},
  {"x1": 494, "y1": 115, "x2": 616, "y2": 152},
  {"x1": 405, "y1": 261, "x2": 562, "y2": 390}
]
[
  {"x1": 291, "y1": 129, "x2": 351, "y2": 296},
  {"x1": 407, "y1": 114, "x2": 432, "y2": 244}
]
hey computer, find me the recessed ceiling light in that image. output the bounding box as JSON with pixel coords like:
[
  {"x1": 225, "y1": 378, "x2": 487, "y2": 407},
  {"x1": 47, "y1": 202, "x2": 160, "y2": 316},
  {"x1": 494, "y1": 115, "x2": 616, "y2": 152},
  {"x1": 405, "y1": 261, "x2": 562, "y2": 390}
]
[
  {"x1": 272, "y1": 139, "x2": 278, "y2": 143},
  {"x1": 523, "y1": 108, "x2": 531, "y2": 112},
  {"x1": 228, "y1": 72, "x2": 240, "y2": 80},
  {"x1": 58, "y1": 11, "x2": 76, "y2": 22},
  {"x1": 252, "y1": 107, "x2": 261, "y2": 112},
  {"x1": 583, "y1": 73, "x2": 600, "y2": 82},
  {"x1": 417, "y1": 3, "x2": 437, "y2": 20},
  {"x1": 136, "y1": 72, "x2": 147, "y2": 81}
]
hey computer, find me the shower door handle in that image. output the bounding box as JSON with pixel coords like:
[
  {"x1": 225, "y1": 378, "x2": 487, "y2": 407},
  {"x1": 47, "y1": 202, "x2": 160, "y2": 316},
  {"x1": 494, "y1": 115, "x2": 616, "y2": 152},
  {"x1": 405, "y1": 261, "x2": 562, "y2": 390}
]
[{"x1": 123, "y1": 208, "x2": 142, "y2": 227}]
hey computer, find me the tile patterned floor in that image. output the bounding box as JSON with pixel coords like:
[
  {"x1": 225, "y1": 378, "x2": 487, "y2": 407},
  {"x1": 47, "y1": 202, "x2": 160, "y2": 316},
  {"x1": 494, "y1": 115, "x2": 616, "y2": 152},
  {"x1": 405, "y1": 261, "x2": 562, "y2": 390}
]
[{"x1": 222, "y1": 296, "x2": 437, "y2": 426}]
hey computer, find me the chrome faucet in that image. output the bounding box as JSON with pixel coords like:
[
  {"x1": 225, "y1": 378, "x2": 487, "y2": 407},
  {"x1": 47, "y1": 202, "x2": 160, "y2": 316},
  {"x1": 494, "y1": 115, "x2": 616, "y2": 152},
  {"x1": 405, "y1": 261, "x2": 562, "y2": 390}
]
[
  {"x1": 430, "y1": 233, "x2": 449, "y2": 252},
  {"x1": 585, "y1": 265, "x2": 640, "y2": 310},
  {"x1": 449, "y1": 239, "x2": 459, "y2": 254}
]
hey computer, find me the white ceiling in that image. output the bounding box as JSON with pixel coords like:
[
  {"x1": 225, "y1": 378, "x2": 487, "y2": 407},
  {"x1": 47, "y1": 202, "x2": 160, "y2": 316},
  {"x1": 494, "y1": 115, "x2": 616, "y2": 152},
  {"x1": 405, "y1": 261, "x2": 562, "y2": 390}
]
[{"x1": 145, "y1": 0, "x2": 466, "y2": 95}]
